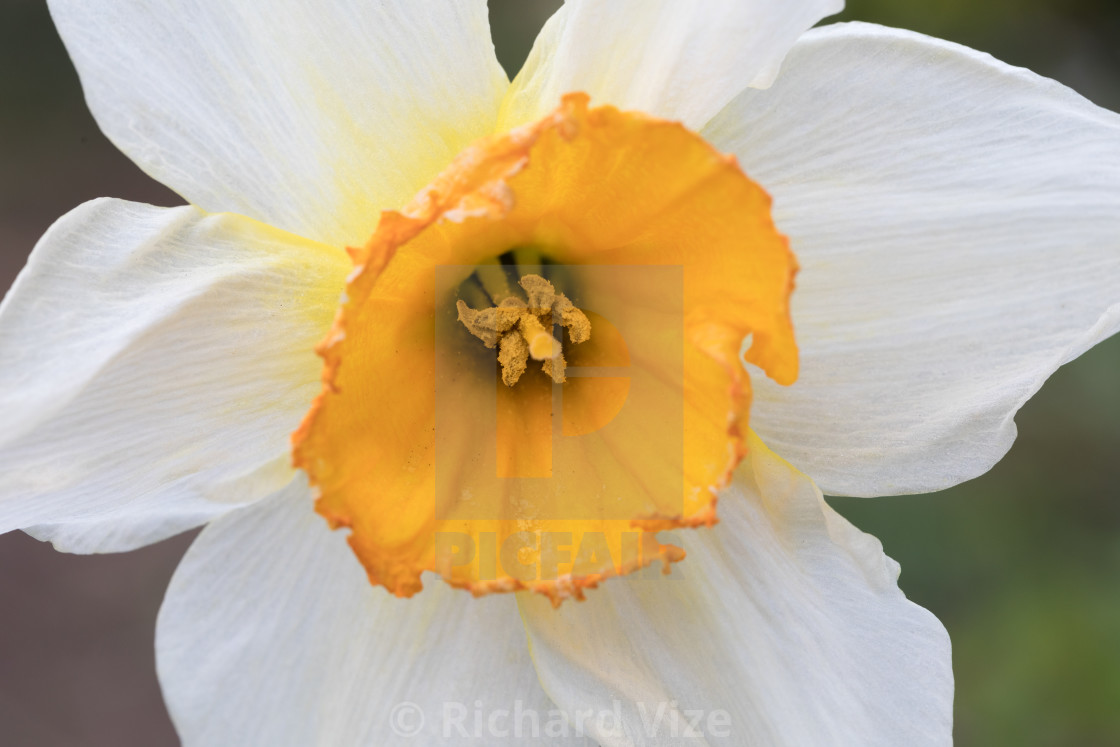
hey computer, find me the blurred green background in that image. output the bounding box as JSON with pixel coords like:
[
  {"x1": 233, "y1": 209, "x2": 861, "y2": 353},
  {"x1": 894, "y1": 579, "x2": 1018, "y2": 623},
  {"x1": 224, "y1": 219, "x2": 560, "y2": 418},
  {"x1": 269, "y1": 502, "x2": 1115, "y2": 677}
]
[{"x1": 0, "y1": 1, "x2": 1117, "y2": 745}]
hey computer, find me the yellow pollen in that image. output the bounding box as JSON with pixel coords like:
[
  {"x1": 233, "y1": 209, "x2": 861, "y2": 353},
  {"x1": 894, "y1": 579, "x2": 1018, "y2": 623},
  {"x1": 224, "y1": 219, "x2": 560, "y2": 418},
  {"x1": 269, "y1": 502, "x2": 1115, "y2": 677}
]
[{"x1": 456, "y1": 274, "x2": 591, "y2": 386}]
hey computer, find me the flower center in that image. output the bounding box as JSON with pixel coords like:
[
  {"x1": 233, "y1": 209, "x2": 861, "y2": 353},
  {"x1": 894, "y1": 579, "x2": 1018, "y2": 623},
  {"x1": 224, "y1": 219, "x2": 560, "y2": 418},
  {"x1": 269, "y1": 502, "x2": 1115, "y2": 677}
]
[
  {"x1": 457, "y1": 272, "x2": 591, "y2": 386},
  {"x1": 291, "y1": 94, "x2": 799, "y2": 604}
]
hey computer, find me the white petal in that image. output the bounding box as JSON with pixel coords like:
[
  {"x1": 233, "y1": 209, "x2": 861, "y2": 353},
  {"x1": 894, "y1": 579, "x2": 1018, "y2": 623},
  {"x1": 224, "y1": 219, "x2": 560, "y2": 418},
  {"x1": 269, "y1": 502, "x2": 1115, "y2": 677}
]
[
  {"x1": 157, "y1": 479, "x2": 578, "y2": 746},
  {"x1": 48, "y1": 0, "x2": 508, "y2": 247},
  {"x1": 702, "y1": 22, "x2": 1120, "y2": 496},
  {"x1": 518, "y1": 433, "x2": 952, "y2": 747},
  {"x1": 498, "y1": 0, "x2": 842, "y2": 131},
  {"x1": 0, "y1": 199, "x2": 349, "y2": 552}
]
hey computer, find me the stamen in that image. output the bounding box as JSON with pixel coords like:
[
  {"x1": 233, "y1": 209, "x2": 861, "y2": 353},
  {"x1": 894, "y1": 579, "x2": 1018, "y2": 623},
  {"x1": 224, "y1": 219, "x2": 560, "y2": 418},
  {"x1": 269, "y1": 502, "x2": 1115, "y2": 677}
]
[
  {"x1": 474, "y1": 257, "x2": 515, "y2": 303},
  {"x1": 457, "y1": 274, "x2": 591, "y2": 385}
]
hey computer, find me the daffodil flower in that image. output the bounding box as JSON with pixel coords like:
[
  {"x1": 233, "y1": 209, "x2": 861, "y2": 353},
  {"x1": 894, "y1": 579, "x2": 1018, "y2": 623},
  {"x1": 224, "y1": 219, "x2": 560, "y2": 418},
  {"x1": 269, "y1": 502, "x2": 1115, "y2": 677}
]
[{"x1": 2, "y1": 1, "x2": 1118, "y2": 745}]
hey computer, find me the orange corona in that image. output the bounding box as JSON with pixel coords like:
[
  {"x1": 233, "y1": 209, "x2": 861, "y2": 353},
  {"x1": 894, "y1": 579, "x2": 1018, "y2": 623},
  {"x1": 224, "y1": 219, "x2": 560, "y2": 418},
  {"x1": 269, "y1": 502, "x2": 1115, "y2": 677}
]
[{"x1": 292, "y1": 95, "x2": 799, "y2": 604}]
